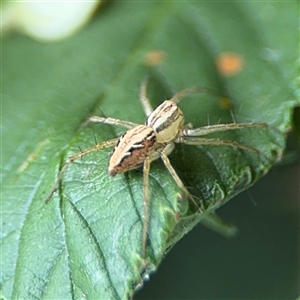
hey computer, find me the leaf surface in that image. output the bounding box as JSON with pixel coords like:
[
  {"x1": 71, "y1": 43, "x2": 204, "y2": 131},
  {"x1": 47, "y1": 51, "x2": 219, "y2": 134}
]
[{"x1": 1, "y1": 2, "x2": 298, "y2": 299}]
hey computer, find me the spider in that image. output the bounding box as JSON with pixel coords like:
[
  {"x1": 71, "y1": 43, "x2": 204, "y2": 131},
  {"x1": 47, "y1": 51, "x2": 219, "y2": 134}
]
[{"x1": 45, "y1": 80, "x2": 268, "y2": 259}]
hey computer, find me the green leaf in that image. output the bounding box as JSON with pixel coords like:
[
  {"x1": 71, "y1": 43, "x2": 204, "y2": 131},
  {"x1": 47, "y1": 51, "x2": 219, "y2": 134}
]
[{"x1": 1, "y1": 2, "x2": 298, "y2": 299}]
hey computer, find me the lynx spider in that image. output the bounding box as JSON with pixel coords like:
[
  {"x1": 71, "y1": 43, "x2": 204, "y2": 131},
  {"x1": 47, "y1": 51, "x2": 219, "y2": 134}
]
[{"x1": 45, "y1": 80, "x2": 268, "y2": 259}]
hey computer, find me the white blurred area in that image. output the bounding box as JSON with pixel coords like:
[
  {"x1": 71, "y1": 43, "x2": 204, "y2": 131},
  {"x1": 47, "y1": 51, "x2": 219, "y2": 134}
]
[{"x1": 1, "y1": 1, "x2": 101, "y2": 42}]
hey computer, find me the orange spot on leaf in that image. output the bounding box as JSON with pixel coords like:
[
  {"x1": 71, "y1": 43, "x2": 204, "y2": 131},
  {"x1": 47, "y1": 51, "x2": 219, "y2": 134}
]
[
  {"x1": 143, "y1": 50, "x2": 166, "y2": 66},
  {"x1": 216, "y1": 52, "x2": 244, "y2": 76},
  {"x1": 219, "y1": 96, "x2": 232, "y2": 110}
]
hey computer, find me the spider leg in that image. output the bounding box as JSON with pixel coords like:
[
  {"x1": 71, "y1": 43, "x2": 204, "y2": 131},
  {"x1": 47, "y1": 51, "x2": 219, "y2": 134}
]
[
  {"x1": 84, "y1": 116, "x2": 139, "y2": 129},
  {"x1": 183, "y1": 122, "x2": 268, "y2": 137},
  {"x1": 142, "y1": 157, "x2": 151, "y2": 260},
  {"x1": 139, "y1": 79, "x2": 154, "y2": 117},
  {"x1": 45, "y1": 138, "x2": 119, "y2": 203},
  {"x1": 170, "y1": 86, "x2": 227, "y2": 105},
  {"x1": 160, "y1": 151, "x2": 201, "y2": 212},
  {"x1": 177, "y1": 136, "x2": 264, "y2": 156},
  {"x1": 169, "y1": 86, "x2": 199, "y2": 104}
]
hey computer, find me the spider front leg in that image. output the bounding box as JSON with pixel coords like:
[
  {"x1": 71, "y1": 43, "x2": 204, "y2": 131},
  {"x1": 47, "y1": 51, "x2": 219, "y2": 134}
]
[
  {"x1": 169, "y1": 86, "x2": 200, "y2": 104},
  {"x1": 179, "y1": 122, "x2": 274, "y2": 162},
  {"x1": 141, "y1": 157, "x2": 151, "y2": 260},
  {"x1": 178, "y1": 136, "x2": 261, "y2": 154},
  {"x1": 139, "y1": 79, "x2": 154, "y2": 117},
  {"x1": 160, "y1": 149, "x2": 202, "y2": 212},
  {"x1": 141, "y1": 144, "x2": 202, "y2": 260},
  {"x1": 45, "y1": 138, "x2": 119, "y2": 203},
  {"x1": 183, "y1": 122, "x2": 268, "y2": 137},
  {"x1": 176, "y1": 136, "x2": 273, "y2": 165}
]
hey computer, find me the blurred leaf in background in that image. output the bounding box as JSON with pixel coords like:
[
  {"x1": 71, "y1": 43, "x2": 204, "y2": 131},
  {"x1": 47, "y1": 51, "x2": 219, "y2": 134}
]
[
  {"x1": 1, "y1": 1, "x2": 298, "y2": 299},
  {"x1": 1, "y1": 1, "x2": 101, "y2": 42}
]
